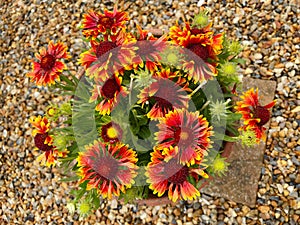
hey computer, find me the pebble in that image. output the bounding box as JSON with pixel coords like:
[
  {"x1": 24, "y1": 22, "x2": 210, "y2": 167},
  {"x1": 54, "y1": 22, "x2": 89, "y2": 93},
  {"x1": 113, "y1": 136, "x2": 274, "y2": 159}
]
[{"x1": 201, "y1": 214, "x2": 210, "y2": 221}]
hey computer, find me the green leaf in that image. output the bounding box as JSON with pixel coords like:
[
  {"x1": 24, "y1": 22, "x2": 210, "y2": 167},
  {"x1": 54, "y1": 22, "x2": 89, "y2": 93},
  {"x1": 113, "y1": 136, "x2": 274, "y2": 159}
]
[
  {"x1": 138, "y1": 126, "x2": 151, "y2": 139},
  {"x1": 130, "y1": 134, "x2": 149, "y2": 152},
  {"x1": 60, "y1": 74, "x2": 75, "y2": 86},
  {"x1": 226, "y1": 124, "x2": 240, "y2": 136},
  {"x1": 187, "y1": 175, "x2": 196, "y2": 186},
  {"x1": 226, "y1": 113, "x2": 242, "y2": 122},
  {"x1": 231, "y1": 58, "x2": 246, "y2": 65},
  {"x1": 223, "y1": 134, "x2": 238, "y2": 142},
  {"x1": 91, "y1": 191, "x2": 100, "y2": 209},
  {"x1": 59, "y1": 175, "x2": 80, "y2": 182},
  {"x1": 137, "y1": 115, "x2": 148, "y2": 126},
  {"x1": 129, "y1": 110, "x2": 140, "y2": 135}
]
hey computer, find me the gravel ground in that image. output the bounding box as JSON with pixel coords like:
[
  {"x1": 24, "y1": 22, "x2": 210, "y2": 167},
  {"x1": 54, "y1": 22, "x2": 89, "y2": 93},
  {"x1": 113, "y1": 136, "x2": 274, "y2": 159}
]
[{"x1": 0, "y1": 0, "x2": 299, "y2": 224}]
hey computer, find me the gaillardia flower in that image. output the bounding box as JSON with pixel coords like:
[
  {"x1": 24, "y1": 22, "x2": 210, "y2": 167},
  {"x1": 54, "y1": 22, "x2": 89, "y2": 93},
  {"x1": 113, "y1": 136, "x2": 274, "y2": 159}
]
[
  {"x1": 77, "y1": 140, "x2": 138, "y2": 199},
  {"x1": 169, "y1": 23, "x2": 223, "y2": 83},
  {"x1": 78, "y1": 30, "x2": 135, "y2": 81},
  {"x1": 132, "y1": 26, "x2": 167, "y2": 73},
  {"x1": 155, "y1": 109, "x2": 212, "y2": 165},
  {"x1": 90, "y1": 75, "x2": 127, "y2": 115},
  {"x1": 29, "y1": 116, "x2": 67, "y2": 166},
  {"x1": 27, "y1": 41, "x2": 70, "y2": 86},
  {"x1": 100, "y1": 121, "x2": 123, "y2": 144},
  {"x1": 81, "y1": 6, "x2": 129, "y2": 38},
  {"x1": 138, "y1": 69, "x2": 190, "y2": 120},
  {"x1": 235, "y1": 88, "x2": 275, "y2": 141},
  {"x1": 146, "y1": 148, "x2": 208, "y2": 202}
]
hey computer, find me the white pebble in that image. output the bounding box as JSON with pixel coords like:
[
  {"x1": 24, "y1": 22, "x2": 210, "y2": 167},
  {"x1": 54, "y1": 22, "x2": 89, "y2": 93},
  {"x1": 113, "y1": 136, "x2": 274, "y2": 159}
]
[
  {"x1": 277, "y1": 184, "x2": 283, "y2": 194},
  {"x1": 285, "y1": 62, "x2": 294, "y2": 69}
]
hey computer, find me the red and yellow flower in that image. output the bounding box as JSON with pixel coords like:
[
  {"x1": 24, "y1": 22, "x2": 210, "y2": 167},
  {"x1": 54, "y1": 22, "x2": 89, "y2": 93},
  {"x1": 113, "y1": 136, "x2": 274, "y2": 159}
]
[
  {"x1": 137, "y1": 69, "x2": 190, "y2": 120},
  {"x1": 169, "y1": 23, "x2": 223, "y2": 83},
  {"x1": 77, "y1": 140, "x2": 138, "y2": 199},
  {"x1": 78, "y1": 30, "x2": 136, "y2": 81},
  {"x1": 100, "y1": 121, "x2": 123, "y2": 144},
  {"x1": 146, "y1": 147, "x2": 208, "y2": 202},
  {"x1": 27, "y1": 41, "x2": 70, "y2": 86},
  {"x1": 131, "y1": 26, "x2": 167, "y2": 73},
  {"x1": 155, "y1": 109, "x2": 212, "y2": 165},
  {"x1": 90, "y1": 75, "x2": 127, "y2": 115},
  {"x1": 81, "y1": 6, "x2": 129, "y2": 38},
  {"x1": 235, "y1": 88, "x2": 275, "y2": 141},
  {"x1": 29, "y1": 116, "x2": 67, "y2": 167}
]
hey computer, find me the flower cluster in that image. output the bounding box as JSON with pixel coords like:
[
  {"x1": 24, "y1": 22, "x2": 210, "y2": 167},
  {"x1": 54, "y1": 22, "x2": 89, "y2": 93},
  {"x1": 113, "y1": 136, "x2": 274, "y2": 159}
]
[{"x1": 27, "y1": 6, "x2": 275, "y2": 216}]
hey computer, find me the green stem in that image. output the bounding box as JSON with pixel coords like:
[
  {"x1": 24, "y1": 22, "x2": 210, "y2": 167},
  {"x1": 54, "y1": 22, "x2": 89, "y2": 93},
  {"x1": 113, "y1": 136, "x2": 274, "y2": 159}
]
[
  {"x1": 189, "y1": 80, "x2": 207, "y2": 97},
  {"x1": 129, "y1": 76, "x2": 134, "y2": 106}
]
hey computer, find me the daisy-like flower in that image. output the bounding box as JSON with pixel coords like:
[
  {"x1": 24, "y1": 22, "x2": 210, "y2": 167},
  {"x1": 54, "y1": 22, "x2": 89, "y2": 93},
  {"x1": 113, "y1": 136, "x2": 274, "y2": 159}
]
[
  {"x1": 90, "y1": 75, "x2": 127, "y2": 115},
  {"x1": 132, "y1": 26, "x2": 167, "y2": 73},
  {"x1": 27, "y1": 41, "x2": 70, "y2": 86},
  {"x1": 77, "y1": 140, "x2": 138, "y2": 199},
  {"x1": 137, "y1": 69, "x2": 190, "y2": 120},
  {"x1": 235, "y1": 88, "x2": 275, "y2": 141},
  {"x1": 100, "y1": 121, "x2": 123, "y2": 144},
  {"x1": 78, "y1": 30, "x2": 136, "y2": 81},
  {"x1": 155, "y1": 109, "x2": 212, "y2": 165},
  {"x1": 169, "y1": 23, "x2": 223, "y2": 83},
  {"x1": 29, "y1": 116, "x2": 67, "y2": 167},
  {"x1": 81, "y1": 6, "x2": 129, "y2": 38},
  {"x1": 145, "y1": 147, "x2": 208, "y2": 202}
]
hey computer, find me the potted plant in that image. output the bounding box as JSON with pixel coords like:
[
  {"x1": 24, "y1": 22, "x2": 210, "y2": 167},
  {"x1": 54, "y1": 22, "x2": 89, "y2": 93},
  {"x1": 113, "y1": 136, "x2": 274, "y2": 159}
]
[{"x1": 27, "y1": 6, "x2": 275, "y2": 216}]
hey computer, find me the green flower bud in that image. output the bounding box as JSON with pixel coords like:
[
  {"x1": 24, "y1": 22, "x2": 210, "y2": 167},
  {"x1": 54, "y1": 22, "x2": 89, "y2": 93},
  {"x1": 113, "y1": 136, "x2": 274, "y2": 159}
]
[
  {"x1": 209, "y1": 99, "x2": 231, "y2": 121},
  {"x1": 193, "y1": 10, "x2": 210, "y2": 28},
  {"x1": 228, "y1": 40, "x2": 242, "y2": 56},
  {"x1": 239, "y1": 129, "x2": 258, "y2": 147},
  {"x1": 131, "y1": 69, "x2": 156, "y2": 88},
  {"x1": 60, "y1": 102, "x2": 72, "y2": 115},
  {"x1": 77, "y1": 201, "x2": 91, "y2": 217},
  {"x1": 210, "y1": 154, "x2": 230, "y2": 176}
]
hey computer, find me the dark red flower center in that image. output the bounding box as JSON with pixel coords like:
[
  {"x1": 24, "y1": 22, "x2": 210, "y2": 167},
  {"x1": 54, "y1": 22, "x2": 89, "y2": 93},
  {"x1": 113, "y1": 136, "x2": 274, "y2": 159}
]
[
  {"x1": 253, "y1": 106, "x2": 270, "y2": 126},
  {"x1": 165, "y1": 159, "x2": 189, "y2": 184},
  {"x1": 96, "y1": 41, "x2": 117, "y2": 58},
  {"x1": 34, "y1": 133, "x2": 53, "y2": 152},
  {"x1": 101, "y1": 76, "x2": 121, "y2": 99},
  {"x1": 93, "y1": 156, "x2": 119, "y2": 180},
  {"x1": 152, "y1": 96, "x2": 173, "y2": 114},
  {"x1": 190, "y1": 28, "x2": 205, "y2": 35},
  {"x1": 188, "y1": 44, "x2": 209, "y2": 60},
  {"x1": 99, "y1": 17, "x2": 115, "y2": 29},
  {"x1": 150, "y1": 79, "x2": 186, "y2": 115},
  {"x1": 41, "y1": 54, "x2": 56, "y2": 71}
]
